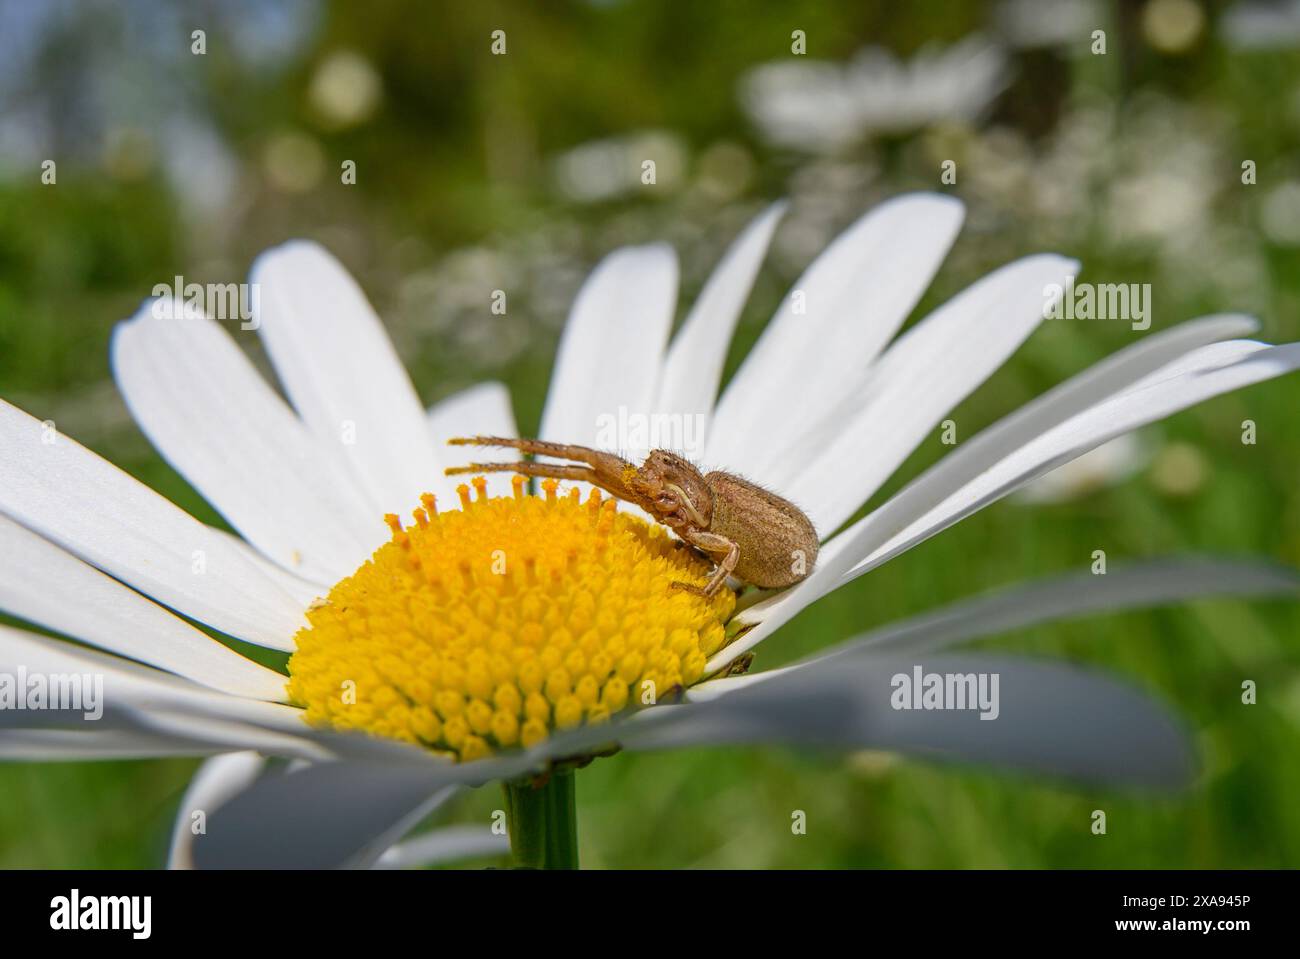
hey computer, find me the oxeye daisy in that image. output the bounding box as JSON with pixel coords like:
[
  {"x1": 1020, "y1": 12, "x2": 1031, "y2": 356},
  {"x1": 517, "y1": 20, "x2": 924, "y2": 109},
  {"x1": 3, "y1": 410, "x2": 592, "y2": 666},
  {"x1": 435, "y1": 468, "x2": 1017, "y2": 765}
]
[
  {"x1": 2, "y1": 193, "x2": 1298, "y2": 868},
  {"x1": 741, "y1": 36, "x2": 1009, "y2": 151}
]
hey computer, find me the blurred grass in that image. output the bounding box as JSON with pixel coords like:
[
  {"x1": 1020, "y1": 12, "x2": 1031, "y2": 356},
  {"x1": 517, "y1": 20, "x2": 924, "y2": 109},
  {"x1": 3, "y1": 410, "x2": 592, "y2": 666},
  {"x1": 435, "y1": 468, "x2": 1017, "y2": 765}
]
[{"x1": 1, "y1": 0, "x2": 1299, "y2": 868}]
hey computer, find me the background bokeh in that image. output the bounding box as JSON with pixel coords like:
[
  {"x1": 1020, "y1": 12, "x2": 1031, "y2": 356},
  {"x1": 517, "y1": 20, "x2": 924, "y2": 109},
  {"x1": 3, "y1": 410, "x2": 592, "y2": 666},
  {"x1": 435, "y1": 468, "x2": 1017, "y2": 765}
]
[{"x1": 2, "y1": 0, "x2": 1299, "y2": 868}]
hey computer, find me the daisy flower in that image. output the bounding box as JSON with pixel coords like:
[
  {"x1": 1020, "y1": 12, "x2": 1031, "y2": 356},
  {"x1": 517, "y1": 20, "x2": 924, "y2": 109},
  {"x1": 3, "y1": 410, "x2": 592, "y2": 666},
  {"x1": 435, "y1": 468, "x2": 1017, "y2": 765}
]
[
  {"x1": 2, "y1": 193, "x2": 1298, "y2": 868},
  {"x1": 740, "y1": 37, "x2": 1010, "y2": 152},
  {"x1": 996, "y1": 0, "x2": 1100, "y2": 50},
  {"x1": 1223, "y1": 0, "x2": 1300, "y2": 50}
]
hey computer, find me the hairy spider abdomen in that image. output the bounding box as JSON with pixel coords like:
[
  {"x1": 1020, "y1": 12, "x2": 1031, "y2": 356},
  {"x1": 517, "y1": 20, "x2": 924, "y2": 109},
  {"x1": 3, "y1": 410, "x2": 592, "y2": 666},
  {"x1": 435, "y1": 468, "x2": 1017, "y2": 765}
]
[{"x1": 704, "y1": 471, "x2": 819, "y2": 588}]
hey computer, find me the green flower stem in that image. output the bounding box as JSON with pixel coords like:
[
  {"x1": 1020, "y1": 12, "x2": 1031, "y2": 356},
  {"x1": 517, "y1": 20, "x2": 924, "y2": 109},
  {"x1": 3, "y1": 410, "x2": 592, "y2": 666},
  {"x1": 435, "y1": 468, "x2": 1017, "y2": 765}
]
[{"x1": 503, "y1": 769, "x2": 579, "y2": 869}]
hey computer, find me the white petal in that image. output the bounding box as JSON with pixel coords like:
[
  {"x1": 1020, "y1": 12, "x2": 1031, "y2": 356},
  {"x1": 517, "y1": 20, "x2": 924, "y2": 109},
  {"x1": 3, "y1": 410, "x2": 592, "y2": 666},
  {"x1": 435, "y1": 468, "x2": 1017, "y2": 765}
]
[
  {"x1": 706, "y1": 193, "x2": 964, "y2": 477},
  {"x1": 192, "y1": 760, "x2": 474, "y2": 868},
  {"x1": 0, "y1": 515, "x2": 287, "y2": 700},
  {"x1": 428, "y1": 381, "x2": 519, "y2": 498},
  {"x1": 539, "y1": 243, "x2": 678, "y2": 460},
  {"x1": 627, "y1": 653, "x2": 1195, "y2": 789},
  {"x1": 195, "y1": 779, "x2": 477, "y2": 871},
  {"x1": 112, "y1": 300, "x2": 381, "y2": 583},
  {"x1": 1121, "y1": 337, "x2": 1271, "y2": 392},
  {"x1": 698, "y1": 557, "x2": 1298, "y2": 708},
  {"x1": 841, "y1": 341, "x2": 1300, "y2": 585},
  {"x1": 428, "y1": 381, "x2": 518, "y2": 442},
  {"x1": 214, "y1": 527, "x2": 327, "y2": 606},
  {"x1": 0, "y1": 704, "x2": 321, "y2": 763},
  {"x1": 0, "y1": 729, "x2": 237, "y2": 760},
  {"x1": 779, "y1": 253, "x2": 1079, "y2": 535},
  {"x1": 187, "y1": 714, "x2": 685, "y2": 867},
  {"x1": 250, "y1": 241, "x2": 448, "y2": 514},
  {"x1": 350, "y1": 786, "x2": 462, "y2": 869},
  {"x1": 169, "y1": 752, "x2": 267, "y2": 869},
  {"x1": 0, "y1": 632, "x2": 465, "y2": 765},
  {"x1": 0, "y1": 399, "x2": 305, "y2": 649},
  {"x1": 805, "y1": 558, "x2": 1296, "y2": 670},
  {"x1": 653, "y1": 203, "x2": 786, "y2": 460},
  {"x1": 712, "y1": 314, "x2": 1269, "y2": 668},
  {"x1": 0, "y1": 624, "x2": 319, "y2": 751},
  {"x1": 373, "y1": 825, "x2": 509, "y2": 869},
  {"x1": 126, "y1": 708, "x2": 335, "y2": 761}
]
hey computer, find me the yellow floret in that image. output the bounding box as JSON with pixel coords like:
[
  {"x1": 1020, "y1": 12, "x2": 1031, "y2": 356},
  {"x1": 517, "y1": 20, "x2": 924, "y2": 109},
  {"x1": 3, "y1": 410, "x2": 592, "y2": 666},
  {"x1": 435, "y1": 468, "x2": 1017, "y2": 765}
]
[{"x1": 286, "y1": 476, "x2": 734, "y2": 760}]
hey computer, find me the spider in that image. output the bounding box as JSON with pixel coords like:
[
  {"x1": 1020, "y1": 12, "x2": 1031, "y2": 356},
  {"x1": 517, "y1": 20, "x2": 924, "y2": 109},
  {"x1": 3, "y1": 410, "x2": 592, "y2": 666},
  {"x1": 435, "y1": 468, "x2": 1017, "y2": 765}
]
[{"x1": 446, "y1": 436, "x2": 818, "y2": 598}]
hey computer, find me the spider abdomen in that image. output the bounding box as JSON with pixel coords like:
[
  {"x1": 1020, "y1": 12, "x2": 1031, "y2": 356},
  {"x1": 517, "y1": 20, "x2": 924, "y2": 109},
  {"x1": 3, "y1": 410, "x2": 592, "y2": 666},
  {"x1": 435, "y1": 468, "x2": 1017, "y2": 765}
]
[{"x1": 704, "y1": 471, "x2": 819, "y2": 588}]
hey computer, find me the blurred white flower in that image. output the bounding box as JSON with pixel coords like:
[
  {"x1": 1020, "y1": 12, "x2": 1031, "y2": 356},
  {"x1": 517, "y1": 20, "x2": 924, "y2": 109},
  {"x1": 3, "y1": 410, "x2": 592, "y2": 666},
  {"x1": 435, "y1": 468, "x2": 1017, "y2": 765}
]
[
  {"x1": 740, "y1": 36, "x2": 1010, "y2": 152},
  {"x1": 160, "y1": 116, "x2": 241, "y2": 219},
  {"x1": 553, "y1": 130, "x2": 687, "y2": 203},
  {"x1": 996, "y1": 0, "x2": 1100, "y2": 50},
  {"x1": 1105, "y1": 119, "x2": 1219, "y2": 249},
  {"x1": 1017, "y1": 432, "x2": 1149, "y2": 504},
  {"x1": 1108, "y1": 169, "x2": 1213, "y2": 245},
  {"x1": 1223, "y1": 0, "x2": 1300, "y2": 50}
]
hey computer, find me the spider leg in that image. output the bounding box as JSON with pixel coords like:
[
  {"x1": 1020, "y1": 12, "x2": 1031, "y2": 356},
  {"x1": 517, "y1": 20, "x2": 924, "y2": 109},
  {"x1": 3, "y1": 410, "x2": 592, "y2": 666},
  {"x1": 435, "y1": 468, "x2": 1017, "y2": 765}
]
[
  {"x1": 449, "y1": 436, "x2": 640, "y2": 502},
  {"x1": 670, "y1": 529, "x2": 739, "y2": 598},
  {"x1": 448, "y1": 436, "x2": 629, "y2": 469},
  {"x1": 444, "y1": 460, "x2": 647, "y2": 511},
  {"x1": 444, "y1": 461, "x2": 596, "y2": 483}
]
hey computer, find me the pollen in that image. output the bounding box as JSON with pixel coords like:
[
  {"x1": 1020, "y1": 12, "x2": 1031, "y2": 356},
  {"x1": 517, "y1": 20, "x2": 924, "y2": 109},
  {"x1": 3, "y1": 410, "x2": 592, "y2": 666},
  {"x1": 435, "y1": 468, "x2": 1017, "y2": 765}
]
[{"x1": 286, "y1": 476, "x2": 734, "y2": 761}]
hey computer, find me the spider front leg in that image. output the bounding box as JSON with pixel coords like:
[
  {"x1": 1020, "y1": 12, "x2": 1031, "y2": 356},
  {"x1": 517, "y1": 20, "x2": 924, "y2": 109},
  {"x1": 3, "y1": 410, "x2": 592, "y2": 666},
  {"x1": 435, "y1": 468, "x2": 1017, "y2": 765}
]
[
  {"x1": 444, "y1": 461, "x2": 597, "y2": 483},
  {"x1": 448, "y1": 436, "x2": 626, "y2": 468},
  {"x1": 446, "y1": 436, "x2": 640, "y2": 502},
  {"x1": 671, "y1": 528, "x2": 739, "y2": 599}
]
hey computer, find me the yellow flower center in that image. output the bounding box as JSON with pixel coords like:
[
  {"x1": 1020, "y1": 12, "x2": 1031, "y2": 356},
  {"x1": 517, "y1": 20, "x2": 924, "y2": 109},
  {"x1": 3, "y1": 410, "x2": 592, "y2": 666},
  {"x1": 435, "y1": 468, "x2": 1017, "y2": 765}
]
[{"x1": 286, "y1": 475, "x2": 735, "y2": 761}]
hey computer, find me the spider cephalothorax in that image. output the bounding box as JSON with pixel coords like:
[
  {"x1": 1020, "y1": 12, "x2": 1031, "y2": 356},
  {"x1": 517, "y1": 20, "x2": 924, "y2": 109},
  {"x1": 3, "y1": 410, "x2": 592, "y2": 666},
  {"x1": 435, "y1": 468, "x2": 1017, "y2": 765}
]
[{"x1": 623, "y1": 450, "x2": 714, "y2": 531}]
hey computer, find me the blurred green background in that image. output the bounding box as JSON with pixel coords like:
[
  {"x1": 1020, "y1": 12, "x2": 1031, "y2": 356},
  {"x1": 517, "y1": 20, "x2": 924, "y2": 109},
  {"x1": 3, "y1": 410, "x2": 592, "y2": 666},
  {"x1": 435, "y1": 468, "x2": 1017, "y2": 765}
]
[{"x1": 2, "y1": 0, "x2": 1299, "y2": 868}]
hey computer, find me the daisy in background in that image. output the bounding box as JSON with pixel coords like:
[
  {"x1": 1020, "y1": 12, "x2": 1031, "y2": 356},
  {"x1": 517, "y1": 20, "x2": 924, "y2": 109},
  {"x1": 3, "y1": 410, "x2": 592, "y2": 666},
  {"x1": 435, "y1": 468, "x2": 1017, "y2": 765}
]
[
  {"x1": 2, "y1": 193, "x2": 1299, "y2": 868},
  {"x1": 1015, "y1": 432, "x2": 1150, "y2": 504},
  {"x1": 1223, "y1": 0, "x2": 1300, "y2": 49},
  {"x1": 995, "y1": 0, "x2": 1100, "y2": 51},
  {"x1": 740, "y1": 37, "x2": 1010, "y2": 153}
]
